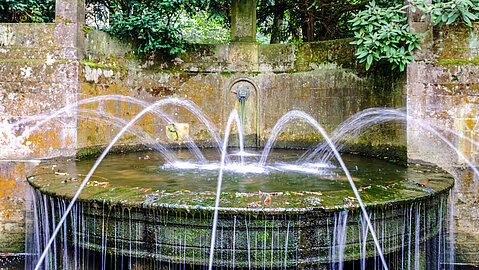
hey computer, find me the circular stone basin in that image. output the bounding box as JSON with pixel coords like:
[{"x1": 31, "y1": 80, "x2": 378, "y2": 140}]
[{"x1": 27, "y1": 150, "x2": 453, "y2": 268}]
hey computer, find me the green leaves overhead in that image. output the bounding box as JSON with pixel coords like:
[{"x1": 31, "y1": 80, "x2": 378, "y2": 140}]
[
  {"x1": 350, "y1": 0, "x2": 479, "y2": 71},
  {"x1": 105, "y1": 0, "x2": 230, "y2": 55},
  {"x1": 181, "y1": 11, "x2": 230, "y2": 44},
  {"x1": 349, "y1": 1, "x2": 423, "y2": 71},
  {"x1": 107, "y1": 1, "x2": 180, "y2": 54},
  {"x1": 0, "y1": 0, "x2": 54, "y2": 23},
  {"x1": 411, "y1": 0, "x2": 479, "y2": 27},
  {"x1": 107, "y1": 0, "x2": 187, "y2": 55}
]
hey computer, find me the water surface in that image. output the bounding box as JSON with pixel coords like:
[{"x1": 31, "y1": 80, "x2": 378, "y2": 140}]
[{"x1": 66, "y1": 149, "x2": 407, "y2": 193}]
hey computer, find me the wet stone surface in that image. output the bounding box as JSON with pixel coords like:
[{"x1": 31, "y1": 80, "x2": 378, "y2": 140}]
[
  {"x1": 26, "y1": 150, "x2": 454, "y2": 268},
  {"x1": 27, "y1": 150, "x2": 453, "y2": 212}
]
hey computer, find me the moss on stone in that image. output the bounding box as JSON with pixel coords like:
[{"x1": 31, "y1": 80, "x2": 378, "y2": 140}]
[
  {"x1": 0, "y1": 235, "x2": 24, "y2": 253},
  {"x1": 80, "y1": 60, "x2": 127, "y2": 71},
  {"x1": 152, "y1": 68, "x2": 190, "y2": 74},
  {"x1": 118, "y1": 134, "x2": 138, "y2": 142},
  {"x1": 344, "y1": 143, "x2": 408, "y2": 163},
  {"x1": 219, "y1": 71, "x2": 236, "y2": 76},
  {"x1": 76, "y1": 145, "x2": 103, "y2": 159},
  {"x1": 438, "y1": 57, "x2": 479, "y2": 65},
  {"x1": 75, "y1": 145, "x2": 153, "y2": 160},
  {"x1": 81, "y1": 25, "x2": 94, "y2": 36}
]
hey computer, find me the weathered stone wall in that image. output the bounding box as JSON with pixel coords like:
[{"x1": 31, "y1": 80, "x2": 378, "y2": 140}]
[
  {"x1": 407, "y1": 23, "x2": 479, "y2": 264},
  {"x1": 0, "y1": 8, "x2": 403, "y2": 257},
  {"x1": 0, "y1": 23, "x2": 78, "y2": 159},
  {"x1": 0, "y1": 22, "x2": 81, "y2": 253},
  {"x1": 78, "y1": 30, "x2": 406, "y2": 157},
  {"x1": 407, "y1": 23, "x2": 479, "y2": 164},
  {"x1": 0, "y1": 0, "x2": 84, "y2": 254},
  {"x1": 0, "y1": 162, "x2": 37, "y2": 253}
]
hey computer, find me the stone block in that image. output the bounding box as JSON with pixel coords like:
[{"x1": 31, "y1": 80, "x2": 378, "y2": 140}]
[
  {"x1": 0, "y1": 24, "x2": 55, "y2": 48},
  {"x1": 55, "y1": 0, "x2": 85, "y2": 24},
  {"x1": 258, "y1": 44, "x2": 296, "y2": 72},
  {"x1": 0, "y1": 48, "x2": 55, "y2": 60},
  {"x1": 227, "y1": 43, "x2": 258, "y2": 72},
  {"x1": 230, "y1": 0, "x2": 256, "y2": 43}
]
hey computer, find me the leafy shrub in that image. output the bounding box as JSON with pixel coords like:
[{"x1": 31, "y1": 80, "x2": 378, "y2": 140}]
[
  {"x1": 411, "y1": 0, "x2": 479, "y2": 27},
  {"x1": 103, "y1": 0, "x2": 230, "y2": 55},
  {"x1": 0, "y1": 0, "x2": 54, "y2": 23},
  {"x1": 106, "y1": 1, "x2": 187, "y2": 55},
  {"x1": 349, "y1": 1, "x2": 422, "y2": 71},
  {"x1": 180, "y1": 11, "x2": 230, "y2": 44}
]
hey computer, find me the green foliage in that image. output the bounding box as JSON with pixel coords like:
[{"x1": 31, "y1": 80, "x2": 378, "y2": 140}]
[
  {"x1": 258, "y1": 0, "x2": 374, "y2": 43},
  {"x1": 0, "y1": 0, "x2": 54, "y2": 23},
  {"x1": 181, "y1": 11, "x2": 230, "y2": 44},
  {"x1": 106, "y1": 1, "x2": 186, "y2": 54},
  {"x1": 100, "y1": 0, "x2": 230, "y2": 55},
  {"x1": 349, "y1": 1, "x2": 422, "y2": 71},
  {"x1": 350, "y1": 0, "x2": 479, "y2": 71},
  {"x1": 411, "y1": 0, "x2": 479, "y2": 27}
]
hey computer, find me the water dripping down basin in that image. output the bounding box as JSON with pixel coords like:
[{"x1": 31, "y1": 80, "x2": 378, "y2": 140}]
[{"x1": 26, "y1": 149, "x2": 454, "y2": 269}]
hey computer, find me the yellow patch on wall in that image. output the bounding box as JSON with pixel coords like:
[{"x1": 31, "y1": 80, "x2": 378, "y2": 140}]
[
  {"x1": 0, "y1": 163, "x2": 26, "y2": 212},
  {"x1": 166, "y1": 123, "x2": 189, "y2": 143}
]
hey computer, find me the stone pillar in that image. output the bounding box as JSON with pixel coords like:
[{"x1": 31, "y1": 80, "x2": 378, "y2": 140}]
[
  {"x1": 55, "y1": 0, "x2": 85, "y2": 59},
  {"x1": 49, "y1": 0, "x2": 85, "y2": 157},
  {"x1": 228, "y1": 0, "x2": 258, "y2": 142},
  {"x1": 0, "y1": 0, "x2": 85, "y2": 254},
  {"x1": 406, "y1": 0, "x2": 434, "y2": 164},
  {"x1": 407, "y1": 1, "x2": 431, "y2": 32},
  {"x1": 405, "y1": 2, "x2": 479, "y2": 262},
  {"x1": 228, "y1": 0, "x2": 259, "y2": 71},
  {"x1": 230, "y1": 0, "x2": 257, "y2": 43},
  {"x1": 0, "y1": 162, "x2": 37, "y2": 253}
]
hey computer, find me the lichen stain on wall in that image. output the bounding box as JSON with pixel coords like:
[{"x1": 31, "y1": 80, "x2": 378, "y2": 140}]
[
  {"x1": 79, "y1": 80, "x2": 164, "y2": 148},
  {"x1": 0, "y1": 25, "x2": 14, "y2": 47},
  {"x1": 84, "y1": 65, "x2": 115, "y2": 83},
  {"x1": 12, "y1": 127, "x2": 75, "y2": 158},
  {"x1": 0, "y1": 163, "x2": 26, "y2": 213},
  {"x1": 407, "y1": 23, "x2": 479, "y2": 263},
  {"x1": 0, "y1": 161, "x2": 37, "y2": 252}
]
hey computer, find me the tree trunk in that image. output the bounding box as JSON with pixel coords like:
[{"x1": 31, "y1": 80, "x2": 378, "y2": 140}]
[
  {"x1": 270, "y1": 8, "x2": 283, "y2": 44},
  {"x1": 301, "y1": 16, "x2": 314, "y2": 42},
  {"x1": 300, "y1": 0, "x2": 314, "y2": 42}
]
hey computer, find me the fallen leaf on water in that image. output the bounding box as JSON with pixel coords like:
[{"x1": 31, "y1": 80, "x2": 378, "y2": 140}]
[
  {"x1": 87, "y1": 181, "x2": 110, "y2": 187},
  {"x1": 264, "y1": 196, "x2": 271, "y2": 204},
  {"x1": 246, "y1": 201, "x2": 261, "y2": 208},
  {"x1": 358, "y1": 185, "x2": 371, "y2": 192},
  {"x1": 303, "y1": 191, "x2": 322, "y2": 196}
]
